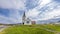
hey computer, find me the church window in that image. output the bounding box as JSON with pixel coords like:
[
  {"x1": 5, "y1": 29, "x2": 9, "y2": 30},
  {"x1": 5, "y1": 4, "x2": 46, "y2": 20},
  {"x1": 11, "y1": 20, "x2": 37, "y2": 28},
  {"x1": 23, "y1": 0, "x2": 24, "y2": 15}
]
[{"x1": 27, "y1": 21, "x2": 29, "y2": 23}]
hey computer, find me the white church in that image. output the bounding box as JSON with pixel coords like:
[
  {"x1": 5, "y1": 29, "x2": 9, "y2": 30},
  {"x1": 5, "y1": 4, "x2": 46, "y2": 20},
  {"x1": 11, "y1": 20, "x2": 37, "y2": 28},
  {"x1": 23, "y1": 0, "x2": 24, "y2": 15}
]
[{"x1": 22, "y1": 12, "x2": 32, "y2": 25}]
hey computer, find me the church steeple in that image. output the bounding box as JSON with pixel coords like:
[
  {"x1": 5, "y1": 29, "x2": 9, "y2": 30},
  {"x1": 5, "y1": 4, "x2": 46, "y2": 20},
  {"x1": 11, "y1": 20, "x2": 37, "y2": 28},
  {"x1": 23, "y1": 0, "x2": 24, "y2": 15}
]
[
  {"x1": 22, "y1": 11, "x2": 26, "y2": 25},
  {"x1": 23, "y1": 11, "x2": 26, "y2": 17}
]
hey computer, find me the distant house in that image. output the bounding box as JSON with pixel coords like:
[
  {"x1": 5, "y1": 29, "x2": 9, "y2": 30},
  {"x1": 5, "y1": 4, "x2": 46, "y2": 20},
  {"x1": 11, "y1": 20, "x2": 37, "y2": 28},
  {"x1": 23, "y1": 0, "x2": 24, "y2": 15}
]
[{"x1": 31, "y1": 21, "x2": 36, "y2": 25}]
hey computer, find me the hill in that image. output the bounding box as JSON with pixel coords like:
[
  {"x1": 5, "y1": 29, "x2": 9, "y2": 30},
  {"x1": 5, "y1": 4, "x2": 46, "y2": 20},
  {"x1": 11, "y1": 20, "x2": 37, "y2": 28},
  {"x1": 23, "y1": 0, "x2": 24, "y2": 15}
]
[{"x1": 1, "y1": 24, "x2": 60, "y2": 34}]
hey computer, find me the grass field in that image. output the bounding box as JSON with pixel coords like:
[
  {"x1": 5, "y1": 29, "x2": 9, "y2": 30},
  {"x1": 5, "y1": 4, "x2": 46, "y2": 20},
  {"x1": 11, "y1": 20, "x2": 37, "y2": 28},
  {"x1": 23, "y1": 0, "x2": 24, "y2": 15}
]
[{"x1": 1, "y1": 24, "x2": 60, "y2": 34}]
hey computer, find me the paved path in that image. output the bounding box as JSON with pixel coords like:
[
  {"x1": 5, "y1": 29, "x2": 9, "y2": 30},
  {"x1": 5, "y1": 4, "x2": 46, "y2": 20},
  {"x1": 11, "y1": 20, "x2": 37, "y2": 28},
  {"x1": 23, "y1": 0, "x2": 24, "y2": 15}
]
[
  {"x1": 43, "y1": 28, "x2": 60, "y2": 34},
  {"x1": 39, "y1": 27, "x2": 60, "y2": 34},
  {"x1": 0, "y1": 25, "x2": 8, "y2": 32}
]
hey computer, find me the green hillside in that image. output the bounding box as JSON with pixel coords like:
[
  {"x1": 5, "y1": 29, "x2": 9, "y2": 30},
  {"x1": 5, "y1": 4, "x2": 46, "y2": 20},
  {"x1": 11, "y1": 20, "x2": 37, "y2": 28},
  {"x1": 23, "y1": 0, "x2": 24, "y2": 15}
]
[{"x1": 2, "y1": 24, "x2": 60, "y2": 34}]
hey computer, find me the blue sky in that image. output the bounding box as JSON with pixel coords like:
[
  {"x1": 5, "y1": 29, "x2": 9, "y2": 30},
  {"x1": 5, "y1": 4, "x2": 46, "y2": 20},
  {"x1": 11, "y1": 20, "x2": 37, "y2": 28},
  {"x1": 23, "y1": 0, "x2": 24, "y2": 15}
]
[{"x1": 0, "y1": 0, "x2": 60, "y2": 24}]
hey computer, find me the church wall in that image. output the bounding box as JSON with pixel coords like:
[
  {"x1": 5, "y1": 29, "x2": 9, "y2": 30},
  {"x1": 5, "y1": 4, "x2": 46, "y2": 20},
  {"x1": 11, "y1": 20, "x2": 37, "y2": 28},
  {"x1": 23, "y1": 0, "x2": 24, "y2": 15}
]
[{"x1": 24, "y1": 20, "x2": 32, "y2": 25}]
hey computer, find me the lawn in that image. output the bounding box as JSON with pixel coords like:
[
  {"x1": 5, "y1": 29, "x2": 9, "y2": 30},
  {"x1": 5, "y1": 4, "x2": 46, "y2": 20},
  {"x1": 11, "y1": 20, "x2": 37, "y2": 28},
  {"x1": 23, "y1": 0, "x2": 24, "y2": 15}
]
[{"x1": 1, "y1": 24, "x2": 60, "y2": 34}]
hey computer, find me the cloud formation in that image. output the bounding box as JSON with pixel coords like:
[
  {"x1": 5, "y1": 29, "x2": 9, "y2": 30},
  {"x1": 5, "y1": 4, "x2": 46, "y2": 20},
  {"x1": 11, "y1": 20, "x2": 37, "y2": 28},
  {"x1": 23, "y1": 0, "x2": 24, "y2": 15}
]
[
  {"x1": 0, "y1": 0, "x2": 26, "y2": 10},
  {"x1": 0, "y1": 0, "x2": 60, "y2": 24}
]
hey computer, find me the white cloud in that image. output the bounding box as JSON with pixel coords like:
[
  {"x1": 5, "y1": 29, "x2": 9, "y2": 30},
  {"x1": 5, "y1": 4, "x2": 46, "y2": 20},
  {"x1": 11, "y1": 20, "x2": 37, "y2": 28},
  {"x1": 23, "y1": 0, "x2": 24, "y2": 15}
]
[
  {"x1": 0, "y1": 0, "x2": 26, "y2": 9},
  {"x1": 0, "y1": 0, "x2": 60, "y2": 24},
  {"x1": 26, "y1": 8, "x2": 40, "y2": 18},
  {"x1": 34, "y1": 0, "x2": 52, "y2": 11},
  {"x1": 9, "y1": 10, "x2": 22, "y2": 23},
  {"x1": 26, "y1": 0, "x2": 54, "y2": 20},
  {"x1": 47, "y1": 8, "x2": 60, "y2": 18},
  {"x1": 0, "y1": 9, "x2": 22, "y2": 24},
  {"x1": 0, "y1": 15, "x2": 10, "y2": 24},
  {"x1": 40, "y1": 0, "x2": 52, "y2": 6},
  {"x1": 39, "y1": 8, "x2": 60, "y2": 20}
]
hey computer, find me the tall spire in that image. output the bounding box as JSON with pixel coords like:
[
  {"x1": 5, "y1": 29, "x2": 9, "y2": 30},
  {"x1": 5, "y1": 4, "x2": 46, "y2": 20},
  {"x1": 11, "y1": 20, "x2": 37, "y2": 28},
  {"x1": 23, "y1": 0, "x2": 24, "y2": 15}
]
[
  {"x1": 22, "y1": 11, "x2": 26, "y2": 25},
  {"x1": 23, "y1": 11, "x2": 26, "y2": 17}
]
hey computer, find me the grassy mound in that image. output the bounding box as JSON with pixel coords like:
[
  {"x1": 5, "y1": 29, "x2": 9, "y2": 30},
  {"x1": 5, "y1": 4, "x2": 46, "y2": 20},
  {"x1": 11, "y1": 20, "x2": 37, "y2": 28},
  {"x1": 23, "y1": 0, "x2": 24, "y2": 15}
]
[{"x1": 3, "y1": 25, "x2": 57, "y2": 34}]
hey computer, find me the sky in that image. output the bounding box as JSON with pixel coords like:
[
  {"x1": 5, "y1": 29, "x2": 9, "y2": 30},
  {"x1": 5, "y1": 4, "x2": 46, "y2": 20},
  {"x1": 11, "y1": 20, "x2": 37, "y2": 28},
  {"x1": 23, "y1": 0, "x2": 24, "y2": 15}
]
[{"x1": 0, "y1": 0, "x2": 60, "y2": 24}]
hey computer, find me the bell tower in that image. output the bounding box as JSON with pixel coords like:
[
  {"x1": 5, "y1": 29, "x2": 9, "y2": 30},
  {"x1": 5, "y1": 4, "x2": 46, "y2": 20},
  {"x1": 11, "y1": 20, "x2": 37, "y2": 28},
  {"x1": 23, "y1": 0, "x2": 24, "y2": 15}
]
[{"x1": 22, "y1": 12, "x2": 26, "y2": 25}]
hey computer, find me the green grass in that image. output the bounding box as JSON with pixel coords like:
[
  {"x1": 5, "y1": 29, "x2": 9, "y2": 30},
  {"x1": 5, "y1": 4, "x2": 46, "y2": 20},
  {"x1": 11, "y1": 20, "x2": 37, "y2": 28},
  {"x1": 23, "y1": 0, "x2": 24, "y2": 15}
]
[
  {"x1": 2, "y1": 24, "x2": 60, "y2": 34},
  {"x1": 40, "y1": 24, "x2": 60, "y2": 31}
]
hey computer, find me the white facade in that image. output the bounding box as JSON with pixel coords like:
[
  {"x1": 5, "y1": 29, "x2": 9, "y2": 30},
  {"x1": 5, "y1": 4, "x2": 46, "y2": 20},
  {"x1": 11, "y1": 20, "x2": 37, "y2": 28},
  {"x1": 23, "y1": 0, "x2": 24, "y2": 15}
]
[{"x1": 24, "y1": 18, "x2": 32, "y2": 25}]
